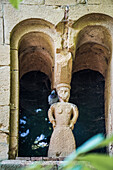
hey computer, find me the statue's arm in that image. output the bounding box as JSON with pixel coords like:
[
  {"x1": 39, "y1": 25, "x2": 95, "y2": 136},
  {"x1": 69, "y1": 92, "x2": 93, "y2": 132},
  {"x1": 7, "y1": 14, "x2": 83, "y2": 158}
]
[
  {"x1": 70, "y1": 105, "x2": 79, "y2": 130},
  {"x1": 48, "y1": 105, "x2": 56, "y2": 129}
]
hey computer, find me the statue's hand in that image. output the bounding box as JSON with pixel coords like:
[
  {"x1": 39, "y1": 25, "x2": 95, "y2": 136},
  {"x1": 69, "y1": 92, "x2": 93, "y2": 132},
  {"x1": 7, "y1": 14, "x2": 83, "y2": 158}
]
[
  {"x1": 69, "y1": 121, "x2": 74, "y2": 130},
  {"x1": 52, "y1": 120, "x2": 56, "y2": 129}
]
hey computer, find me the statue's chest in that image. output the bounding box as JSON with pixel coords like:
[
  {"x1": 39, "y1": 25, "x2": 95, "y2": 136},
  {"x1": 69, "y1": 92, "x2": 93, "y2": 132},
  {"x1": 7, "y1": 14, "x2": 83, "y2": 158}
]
[{"x1": 55, "y1": 103, "x2": 72, "y2": 115}]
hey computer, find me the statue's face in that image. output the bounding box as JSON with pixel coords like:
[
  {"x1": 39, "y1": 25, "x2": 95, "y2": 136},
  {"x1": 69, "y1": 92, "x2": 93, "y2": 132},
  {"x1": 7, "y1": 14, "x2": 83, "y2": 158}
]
[{"x1": 57, "y1": 87, "x2": 70, "y2": 102}]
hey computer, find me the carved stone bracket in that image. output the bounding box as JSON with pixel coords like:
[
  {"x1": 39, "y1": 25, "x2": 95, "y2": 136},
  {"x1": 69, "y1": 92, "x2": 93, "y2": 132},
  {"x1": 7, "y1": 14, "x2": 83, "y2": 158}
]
[{"x1": 54, "y1": 51, "x2": 72, "y2": 88}]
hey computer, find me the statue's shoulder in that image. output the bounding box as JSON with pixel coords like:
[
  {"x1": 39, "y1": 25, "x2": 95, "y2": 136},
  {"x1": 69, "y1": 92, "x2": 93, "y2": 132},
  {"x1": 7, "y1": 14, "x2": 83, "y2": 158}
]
[
  {"x1": 50, "y1": 102, "x2": 58, "y2": 107},
  {"x1": 71, "y1": 103, "x2": 77, "y2": 108}
]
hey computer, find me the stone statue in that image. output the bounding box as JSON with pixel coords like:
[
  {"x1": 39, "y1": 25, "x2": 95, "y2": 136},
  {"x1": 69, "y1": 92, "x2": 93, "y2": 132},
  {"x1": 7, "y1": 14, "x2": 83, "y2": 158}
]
[{"x1": 48, "y1": 83, "x2": 78, "y2": 157}]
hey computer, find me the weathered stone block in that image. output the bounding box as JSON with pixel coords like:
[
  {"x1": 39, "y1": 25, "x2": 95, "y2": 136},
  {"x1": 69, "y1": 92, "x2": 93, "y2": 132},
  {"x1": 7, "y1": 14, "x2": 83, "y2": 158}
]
[
  {"x1": 45, "y1": 0, "x2": 77, "y2": 5},
  {"x1": 0, "y1": 132, "x2": 9, "y2": 143},
  {"x1": 4, "y1": 4, "x2": 64, "y2": 44},
  {"x1": 2, "y1": 0, "x2": 45, "y2": 5},
  {"x1": 0, "y1": 45, "x2": 10, "y2": 65},
  {"x1": 22, "y1": 0, "x2": 45, "y2": 5},
  {"x1": 54, "y1": 52, "x2": 72, "y2": 87},
  {"x1": 88, "y1": 0, "x2": 113, "y2": 5},
  {"x1": 0, "y1": 2, "x2": 2, "y2": 17},
  {"x1": 0, "y1": 143, "x2": 9, "y2": 159},
  {"x1": 0, "y1": 106, "x2": 10, "y2": 131},
  {"x1": 0, "y1": 18, "x2": 3, "y2": 44},
  {"x1": 0, "y1": 66, "x2": 10, "y2": 105},
  {"x1": 69, "y1": 4, "x2": 113, "y2": 20}
]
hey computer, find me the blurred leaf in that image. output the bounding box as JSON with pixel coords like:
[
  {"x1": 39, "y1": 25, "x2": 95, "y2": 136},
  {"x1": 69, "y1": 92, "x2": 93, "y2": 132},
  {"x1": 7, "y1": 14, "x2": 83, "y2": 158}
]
[
  {"x1": 21, "y1": 163, "x2": 54, "y2": 170},
  {"x1": 95, "y1": 135, "x2": 113, "y2": 149},
  {"x1": 9, "y1": 0, "x2": 23, "y2": 9},
  {"x1": 76, "y1": 134, "x2": 104, "y2": 154},
  {"x1": 62, "y1": 134, "x2": 104, "y2": 167},
  {"x1": 78, "y1": 154, "x2": 113, "y2": 170},
  {"x1": 22, "y1": 163, "x2": 42, "y2": 170}
]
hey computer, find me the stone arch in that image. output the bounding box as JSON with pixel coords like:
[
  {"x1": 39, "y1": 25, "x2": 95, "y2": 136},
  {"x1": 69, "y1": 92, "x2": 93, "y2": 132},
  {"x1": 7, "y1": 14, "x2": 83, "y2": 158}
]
[
  {"x1": 73, "y1": 25, "x2": 111, "y2": 77},
  {"x1": 9, "y1": 19, "x2": 56, "y2": 159},
  {"x1": 71, "y1": 16, "x2": 113, "y2": 153},
  {"x1": 18, "y1": 32, "x2": 54, "y2": 80},
  {"x1": 69, "y1": 13, "x2": 113, "y2": 59}
]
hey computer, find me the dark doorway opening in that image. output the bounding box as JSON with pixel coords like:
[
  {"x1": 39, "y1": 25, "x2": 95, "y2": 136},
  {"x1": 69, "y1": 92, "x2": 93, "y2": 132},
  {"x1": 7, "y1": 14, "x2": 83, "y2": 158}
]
[
  {"x1": 70, "y1": 69, "x2": 106, "y2": 152},
  {"x1": 19, "y1": 71, "x2": 52, "y2": 157}
]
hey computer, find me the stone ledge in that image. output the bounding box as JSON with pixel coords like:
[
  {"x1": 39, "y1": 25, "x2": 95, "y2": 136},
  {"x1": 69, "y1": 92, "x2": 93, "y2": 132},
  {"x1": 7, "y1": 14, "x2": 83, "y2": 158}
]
[
  {"x1": 0, "y1": 160, "x2": 64, "y2": 170},
  {"x1": 16, "y1": 157, "x2": 65, "y2": 161}
]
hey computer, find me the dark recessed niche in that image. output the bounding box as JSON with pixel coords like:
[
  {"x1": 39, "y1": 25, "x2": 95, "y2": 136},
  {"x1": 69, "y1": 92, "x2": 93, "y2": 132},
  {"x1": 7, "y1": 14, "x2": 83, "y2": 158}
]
[
  {"x1": 19, "y1": 71, "x2": 52, "y2": 157},
  {"x1": 70, "y1": 69, "x2": 106, "y2": 153}
]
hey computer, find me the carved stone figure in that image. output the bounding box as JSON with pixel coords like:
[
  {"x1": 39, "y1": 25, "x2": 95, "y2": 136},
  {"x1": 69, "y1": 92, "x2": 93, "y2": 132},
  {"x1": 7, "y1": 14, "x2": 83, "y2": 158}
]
[{"x1": 48, "y1": 83, "x2": 78, "y2": 157}]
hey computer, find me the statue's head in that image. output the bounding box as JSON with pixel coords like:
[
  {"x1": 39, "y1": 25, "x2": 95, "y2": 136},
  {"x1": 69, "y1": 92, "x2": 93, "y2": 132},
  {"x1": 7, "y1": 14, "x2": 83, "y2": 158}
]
[{"x1": 56, "y1": 83, "x2": 71, "y2": 102}]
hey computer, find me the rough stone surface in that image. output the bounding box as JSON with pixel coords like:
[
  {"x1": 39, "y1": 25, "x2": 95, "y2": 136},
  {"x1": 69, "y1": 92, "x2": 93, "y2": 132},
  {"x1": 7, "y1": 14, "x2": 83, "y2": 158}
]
[
  {"x1": 0, "y1": 132, "x2": 8, "y2": 143},
  {"x1": 0, "y1": 17, "x2": 3, "y2": 44},
  {"x1": 0, "y1": 45, "x2": 10, "y2": 65},
  {"x1": 4, "y1": 4, "x2": 64, "y2": 44},
  {"x1": 22, "y1": 0, "x2": 45, "y2": 5},
  {"x1": 54, "y1": 52, "x2": 72, "y2": 87},
  {"x1": 69, "y1": 4, "x2": 113, "y2": 20},
  {"x1": 45, "y1": 0, "x2": 77, "y2": 5},
  {"x1": 0, "y1": 2, "x2": 2, "y2": 17},
  {"x1": 0, "y1": 66, "x2": 10, "y2": 105},
  {"x1": 2, "y1": 0, "x2": 45, "y2": 5},
  {"x1": 0, "y1": 106, "x2": 9, "y2": 131},
  {"x1": 0, "y1": 160, "x2": 60, "y2": 170},
  {"x1": 88, "y1": 0, "x2": 113, "y2": 5},
  {"x1": 0, "y1": 143, "x2": 9, "y2": 159}
]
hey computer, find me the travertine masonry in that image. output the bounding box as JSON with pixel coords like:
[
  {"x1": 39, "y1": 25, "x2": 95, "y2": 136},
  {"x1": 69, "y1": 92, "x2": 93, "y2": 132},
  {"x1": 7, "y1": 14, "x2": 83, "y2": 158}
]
[
  {"x1": 0, "y1": 45, "x2": 10, "y2": 65},
  {"x1": 45, "y1": 0, "x2": 77, "y2": 6},
  {"x1": 0, "y1": 106, "x2": 9, "y2": 131},
  {"x1": 0, "y1": 132, "x2": 8, "y2": 143},
  {"x1": 0, "y1": 2, "x2": 2, "y2": 17},
  {"x1": 69, "y1": 4, "x2": 113, "y2": 20},
  {"x1": 0, "y1": 143, "x2": 9, "y2": 159},
  {"x1": 4, "y1": 4, "x2": 64, "y2": 44},
  {"x1": 0, "y1": 18, "x2": 3, "y2": 44},
  {"x1": 0, "y1": 66, "x2": 10, "y2": 105},
  {"x1": 88, "y1": 0, "x2": 113, "y2": 5},
  {"x1": 21, "y1": 0, "x2": 45, "y2": 5}
]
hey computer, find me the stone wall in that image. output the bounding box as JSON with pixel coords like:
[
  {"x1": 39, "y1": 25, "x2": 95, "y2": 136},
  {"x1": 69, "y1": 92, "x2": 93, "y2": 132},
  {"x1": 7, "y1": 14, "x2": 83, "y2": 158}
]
[{"x1": 0, "y1": 0, "x2": 113, "y2": 159}]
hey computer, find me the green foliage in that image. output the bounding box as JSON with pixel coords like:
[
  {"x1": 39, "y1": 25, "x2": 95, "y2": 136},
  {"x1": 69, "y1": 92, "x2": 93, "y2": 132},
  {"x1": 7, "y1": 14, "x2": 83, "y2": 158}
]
[
  {"x1": 21, "y1": 134, "x2": 113, "y2": 170},
  {"x1": 9, "y1": 0, "x2": 23, "y2": 9},
  {"x1": 61, "y1": 134, "x2": 113, "y2": 170},
  {"x1": 21, "y1": 162, "x2": 54, "y2": 170}
]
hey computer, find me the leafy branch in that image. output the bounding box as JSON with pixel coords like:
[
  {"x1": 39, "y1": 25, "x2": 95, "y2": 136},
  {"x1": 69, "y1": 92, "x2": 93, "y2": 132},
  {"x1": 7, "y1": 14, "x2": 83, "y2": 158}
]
[
  {"x1": 9, "y1": 0, "x2": 23, "y2": 9},
  {"x1": 21, "y1": 134, "x2": 113, "y2": 170}
]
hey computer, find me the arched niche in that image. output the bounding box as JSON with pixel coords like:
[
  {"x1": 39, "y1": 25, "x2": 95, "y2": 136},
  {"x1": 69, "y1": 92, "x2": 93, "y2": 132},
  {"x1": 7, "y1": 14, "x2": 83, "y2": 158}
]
[
  {"x1": 70, "y1": 69, "x2": 105, "y2": 152},
  {"x1": 69, "y1": 13, "x2": 113, "y2": 59},
  {"x1": 71, "y1": 24, "x2": 112, "y2": 153},
  {"x1": 9, "y1": 19, "x2": 55, "y2": 159},
  {"x1": 19, "y1": 71, "x2": 52, "y2": 157},
  {"x1": 18, "y1": 32, "x2": 54, "y2": 80}
]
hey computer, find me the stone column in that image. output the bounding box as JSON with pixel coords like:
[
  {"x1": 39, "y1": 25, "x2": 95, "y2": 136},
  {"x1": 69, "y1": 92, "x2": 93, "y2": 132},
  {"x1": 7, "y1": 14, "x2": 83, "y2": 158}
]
[{"x1": 54, "y1": 51, "x2": 72, "y2": 88}]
